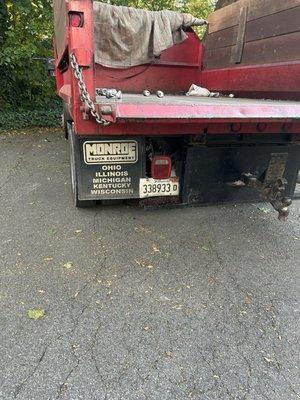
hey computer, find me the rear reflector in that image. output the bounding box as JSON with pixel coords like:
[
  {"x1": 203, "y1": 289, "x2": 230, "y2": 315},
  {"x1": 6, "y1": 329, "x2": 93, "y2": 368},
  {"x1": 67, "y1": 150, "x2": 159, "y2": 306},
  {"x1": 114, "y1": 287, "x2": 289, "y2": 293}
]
[
  {"x1": 69, "y1": 12, "x2": 84, "y2": 28},
  {"x1": 151, "y1": 156, "x2": 172, "y2": 180}
]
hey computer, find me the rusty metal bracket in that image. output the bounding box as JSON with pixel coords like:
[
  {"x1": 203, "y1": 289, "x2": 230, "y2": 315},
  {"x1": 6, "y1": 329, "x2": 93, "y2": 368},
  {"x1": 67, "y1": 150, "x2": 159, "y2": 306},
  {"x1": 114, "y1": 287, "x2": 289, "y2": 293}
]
[
  {"x1": 242, "y1": 153, "x2": 292, "y2": 220},
  {"x1": 242, "y1": 173, "x2": 292, "y2": 220},
  {"x1": 228, "y1": 153, "x2": 292, "y2": 220},
  {"x1": 97, "y1": 103, "x2": 117, "y2": 123}
]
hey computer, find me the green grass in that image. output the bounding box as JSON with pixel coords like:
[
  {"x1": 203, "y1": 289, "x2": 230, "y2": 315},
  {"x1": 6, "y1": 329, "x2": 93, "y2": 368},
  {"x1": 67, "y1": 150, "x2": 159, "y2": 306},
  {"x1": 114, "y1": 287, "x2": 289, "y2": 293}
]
[{"x1": 0, "y1": 108, "x2": 62, "y2": 131}]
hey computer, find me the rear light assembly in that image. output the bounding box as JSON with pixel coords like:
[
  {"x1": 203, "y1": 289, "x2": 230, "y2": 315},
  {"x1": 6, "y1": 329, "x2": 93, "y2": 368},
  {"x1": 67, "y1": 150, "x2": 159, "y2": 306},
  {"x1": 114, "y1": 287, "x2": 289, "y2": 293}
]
[
  {"x1": 151, "y1": 156, "x2": 172, "y2": 180},
  {"x1": 69, "y1": 12, "x2": 84, "y2": 28}
]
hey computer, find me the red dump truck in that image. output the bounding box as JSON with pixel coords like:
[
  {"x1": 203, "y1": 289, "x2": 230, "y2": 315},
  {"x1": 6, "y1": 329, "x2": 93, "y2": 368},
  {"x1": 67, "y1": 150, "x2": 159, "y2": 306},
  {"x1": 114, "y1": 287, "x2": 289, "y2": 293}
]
[{"x1": 53, "y1": 0, "x2": 300, "y2": 219}]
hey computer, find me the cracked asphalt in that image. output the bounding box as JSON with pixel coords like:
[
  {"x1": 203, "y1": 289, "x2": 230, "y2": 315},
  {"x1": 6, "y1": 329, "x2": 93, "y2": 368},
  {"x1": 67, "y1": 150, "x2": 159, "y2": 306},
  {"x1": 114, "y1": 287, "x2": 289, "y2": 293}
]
[{"x1": 0, "y1": 128, "x2": 299, "y2": 400}]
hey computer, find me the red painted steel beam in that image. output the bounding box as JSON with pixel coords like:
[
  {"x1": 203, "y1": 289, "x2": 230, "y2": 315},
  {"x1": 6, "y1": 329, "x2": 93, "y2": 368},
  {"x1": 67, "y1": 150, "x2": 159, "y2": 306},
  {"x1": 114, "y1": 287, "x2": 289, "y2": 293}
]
[
  {"x1": 114, "y1": 102, "x2": 300, "y2": 122},
  {"x1": 76, "y1": 120, "x2": 300, "y2": 136}
]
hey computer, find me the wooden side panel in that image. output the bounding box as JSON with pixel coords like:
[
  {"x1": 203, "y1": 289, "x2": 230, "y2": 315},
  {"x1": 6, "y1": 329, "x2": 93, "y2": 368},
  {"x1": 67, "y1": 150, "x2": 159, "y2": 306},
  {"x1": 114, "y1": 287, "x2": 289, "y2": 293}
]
[
  {"x1": 208, "y1": 0, "x2": 300, "y2": 33},
  {"x1": 206, "y1": 7, "x2": 300, "y2": 50},
  {"x1": 205, "y1": 31, "x2": 300, "y2": 69},
  {"x1": 205, "y1": 0, "x2": 300, "y2": 70}
]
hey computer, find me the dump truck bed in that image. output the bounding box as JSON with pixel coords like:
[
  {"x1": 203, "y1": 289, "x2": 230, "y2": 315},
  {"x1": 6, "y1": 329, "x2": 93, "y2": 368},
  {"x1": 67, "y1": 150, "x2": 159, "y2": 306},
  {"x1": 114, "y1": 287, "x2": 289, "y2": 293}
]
[{"x1": 53, "y1": 0, "x2": 300, "y2": 135}]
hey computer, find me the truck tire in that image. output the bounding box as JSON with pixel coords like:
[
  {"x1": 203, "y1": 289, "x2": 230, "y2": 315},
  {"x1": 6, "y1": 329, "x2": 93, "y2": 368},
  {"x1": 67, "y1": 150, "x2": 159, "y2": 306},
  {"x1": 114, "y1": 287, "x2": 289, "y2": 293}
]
[
  {"x1": 68, "y1": 123, "x2": 97, "y2": 208},
  {"x1": 63, "y1": 102, "x2": 72, "y2": 140}
]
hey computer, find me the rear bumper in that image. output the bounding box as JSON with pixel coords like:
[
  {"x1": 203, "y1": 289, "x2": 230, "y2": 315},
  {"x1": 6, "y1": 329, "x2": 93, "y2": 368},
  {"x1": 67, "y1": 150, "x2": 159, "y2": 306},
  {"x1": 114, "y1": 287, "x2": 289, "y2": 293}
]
[
  {"x1": 66, "y1": 94, "x2": 300, "y2": 136},
  {"x1": 96, "y1": 94, "x2": 300, "y2": 126},
  {"x1": 72, "y1": 134, "x2": 300, "y2": 208}
]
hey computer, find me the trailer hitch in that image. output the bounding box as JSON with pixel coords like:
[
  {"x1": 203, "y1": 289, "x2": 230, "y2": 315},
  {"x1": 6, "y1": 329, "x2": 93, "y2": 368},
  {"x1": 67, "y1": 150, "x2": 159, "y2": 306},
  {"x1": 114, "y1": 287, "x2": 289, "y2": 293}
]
[
  {"x1": 229, "y1": 153, "x2": 292, "y2": 220},
  {"x1": 241, "y1": 173, "x2": 292, "y2": 220}
]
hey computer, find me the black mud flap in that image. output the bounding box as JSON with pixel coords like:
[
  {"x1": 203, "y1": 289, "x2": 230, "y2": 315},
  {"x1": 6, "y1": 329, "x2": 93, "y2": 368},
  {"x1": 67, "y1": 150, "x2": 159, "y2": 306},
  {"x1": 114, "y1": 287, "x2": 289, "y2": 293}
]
[
  {"x1": 181, "y1": 144, "x2": 300, "y2": 205},
  {"x1": 73, "y1": 136, "x2": 145, "y2": 201}
]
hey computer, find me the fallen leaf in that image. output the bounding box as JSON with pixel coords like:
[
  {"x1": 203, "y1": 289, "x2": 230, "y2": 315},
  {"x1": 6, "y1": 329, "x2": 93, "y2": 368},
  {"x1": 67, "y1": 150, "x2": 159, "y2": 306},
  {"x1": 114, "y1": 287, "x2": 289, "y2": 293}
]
[
  {"x1": 75, "y1": 230, "x2": 82, "y2": 234},
  {"x1": 144, "y1": 326, "x2": 150, "y2": 331},
  {"x1": 152, "y1": 244, "x2": 160, "y2": 252},
  {"x1": 44, "y1": 257, "x2": 53, "y2": 262},
  {"x1": 165, "y1": 351, "x2": 172, "y2": 358},
  {"x1": 160, "y1": 296, "x2": 171, "y2": 301},
  {"x1": 63, "y1": 261, "x2": 74, "y2": 269},
  {"x1": 213, "y1": 374, "x2": 219, "y2": 379},
  {"x1": 208, "y1": 276, "x2": 217, "y2": 285},
  {"x1": 263, "y1": 356, "x2": 273, "y2": 363},
  {"x1": 173, "y1": 304, "x2": 183, "y2": 310},
  {"x1": 27, "y1": 309, "x2": 45, "y2": 320},
  {"x1": 258, "y1": 206, "x2": 270, "y2": 214},
  {"x1": 38, "y1": 289, "x2": 45, "y2": 294},
  {"x1": 135, "y1": 260, "x2": 154, "y2": 270},
  {"x1": 200, "y1": 244, "x2": 210, "y2": 252},
  {"x1": 134, "y1": 226, "x2": 152, "y2": 234}
]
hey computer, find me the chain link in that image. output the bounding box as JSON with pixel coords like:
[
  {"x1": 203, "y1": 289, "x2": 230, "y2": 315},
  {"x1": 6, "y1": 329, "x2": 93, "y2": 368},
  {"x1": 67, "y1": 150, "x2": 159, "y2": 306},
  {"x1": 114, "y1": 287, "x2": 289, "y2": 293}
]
[{"x1": 70, "y1": 53, "x2": 111, "y2": 126}]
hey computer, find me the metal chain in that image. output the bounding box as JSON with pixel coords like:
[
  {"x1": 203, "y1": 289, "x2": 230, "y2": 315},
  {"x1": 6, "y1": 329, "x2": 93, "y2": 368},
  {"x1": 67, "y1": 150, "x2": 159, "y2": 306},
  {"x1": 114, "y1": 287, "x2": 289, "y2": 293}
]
[{"x1": 70, "y1": 53, "x2": 110, "y2": 126}]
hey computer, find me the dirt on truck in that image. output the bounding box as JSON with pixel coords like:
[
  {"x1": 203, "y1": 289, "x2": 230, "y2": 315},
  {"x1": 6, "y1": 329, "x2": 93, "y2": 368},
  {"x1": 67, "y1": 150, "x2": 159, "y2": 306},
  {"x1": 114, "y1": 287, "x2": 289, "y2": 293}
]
[{"x1": 53, "y1": 0, "x2": 300, "y2": 219}]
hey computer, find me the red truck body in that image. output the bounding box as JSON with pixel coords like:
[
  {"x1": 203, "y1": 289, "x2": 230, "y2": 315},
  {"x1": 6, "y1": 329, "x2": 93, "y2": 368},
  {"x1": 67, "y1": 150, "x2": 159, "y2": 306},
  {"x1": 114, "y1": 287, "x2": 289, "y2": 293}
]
[{"x1": 53, "y1": 0, "x2": 300, "y2": 218}]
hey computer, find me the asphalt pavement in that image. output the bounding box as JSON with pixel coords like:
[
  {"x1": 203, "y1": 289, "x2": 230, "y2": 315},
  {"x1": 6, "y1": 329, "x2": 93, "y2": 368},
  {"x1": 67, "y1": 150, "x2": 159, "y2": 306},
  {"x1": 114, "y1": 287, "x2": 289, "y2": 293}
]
[{"x1": 0, "y1": 128, "x2": 299, "y2": 400}]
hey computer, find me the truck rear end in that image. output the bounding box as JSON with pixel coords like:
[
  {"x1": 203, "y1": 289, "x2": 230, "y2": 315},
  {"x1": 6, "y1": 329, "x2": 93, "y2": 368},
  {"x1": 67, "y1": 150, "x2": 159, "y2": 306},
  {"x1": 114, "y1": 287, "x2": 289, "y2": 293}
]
[{"x1": 53, "y1": 0, "x2": 300, "y2": 219}]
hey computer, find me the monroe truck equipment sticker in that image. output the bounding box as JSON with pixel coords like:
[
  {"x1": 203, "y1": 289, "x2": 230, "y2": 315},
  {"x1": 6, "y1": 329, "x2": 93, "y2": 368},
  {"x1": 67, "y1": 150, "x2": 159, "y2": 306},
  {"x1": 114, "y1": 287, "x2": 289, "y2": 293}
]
[
  {"x1": 84, "y1": 140, "x2": 138, "y2": 164},
  {"x1": 76, "y1": 137, "x2": 145, "y2": 200}
]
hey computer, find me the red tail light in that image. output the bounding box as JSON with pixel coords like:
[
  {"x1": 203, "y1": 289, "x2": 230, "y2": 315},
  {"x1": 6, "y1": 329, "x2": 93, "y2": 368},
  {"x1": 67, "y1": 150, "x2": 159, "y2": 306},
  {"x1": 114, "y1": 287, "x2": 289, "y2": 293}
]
[
  {"x1": 69, "y1": 12, "x2": 84, "y2": 28},
  {"x1": 151, "y1": 156, "x2": 172, "y2": 180}
]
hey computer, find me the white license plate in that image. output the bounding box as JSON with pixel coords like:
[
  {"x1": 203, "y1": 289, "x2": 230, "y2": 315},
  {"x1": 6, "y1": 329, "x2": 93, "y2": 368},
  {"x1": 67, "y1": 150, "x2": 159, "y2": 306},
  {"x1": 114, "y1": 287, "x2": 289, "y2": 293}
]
[{"x1": 139, "y1": 178, "x2": 180, "y2": 198}]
